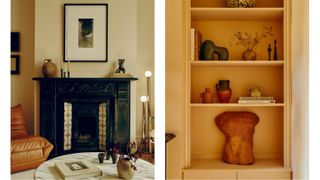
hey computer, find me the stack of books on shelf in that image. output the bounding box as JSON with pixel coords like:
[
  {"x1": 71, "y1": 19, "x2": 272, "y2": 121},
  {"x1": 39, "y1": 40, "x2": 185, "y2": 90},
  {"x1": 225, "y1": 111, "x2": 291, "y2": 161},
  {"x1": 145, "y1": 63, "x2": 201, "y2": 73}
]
[
  {"x1": 190, "y1": 28, "x2": 202, "y2": 61},
  {"x1": 238, "y1": 96, "x2": 275, "y2": 104}
]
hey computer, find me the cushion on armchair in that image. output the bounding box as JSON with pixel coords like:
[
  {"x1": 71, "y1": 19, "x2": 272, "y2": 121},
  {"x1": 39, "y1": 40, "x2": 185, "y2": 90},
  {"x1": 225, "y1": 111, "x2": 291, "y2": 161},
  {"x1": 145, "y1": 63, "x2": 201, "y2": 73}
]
[
  {"x1": 11, "y1": 104, "x2": 28, "y2": 139},
  {"x1": 11, "y1": 136, "x2": 53, "y2": 173},
  {"x1": 11, "y1": 104, "x2": 53, "y2": 173}
]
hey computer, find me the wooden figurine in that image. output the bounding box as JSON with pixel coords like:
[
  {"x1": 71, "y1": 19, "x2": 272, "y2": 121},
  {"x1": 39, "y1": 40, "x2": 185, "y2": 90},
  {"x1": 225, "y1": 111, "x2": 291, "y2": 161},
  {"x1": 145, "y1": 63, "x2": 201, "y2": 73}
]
[{"x1": 268, "y1": 44, "x2": 272, "y2": 61}]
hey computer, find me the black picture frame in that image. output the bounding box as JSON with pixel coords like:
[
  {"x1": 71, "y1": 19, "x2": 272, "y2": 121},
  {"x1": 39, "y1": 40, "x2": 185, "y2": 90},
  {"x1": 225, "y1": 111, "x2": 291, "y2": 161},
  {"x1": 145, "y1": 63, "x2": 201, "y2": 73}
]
[
  {"x1": 11, "y1": 55, "x2": 20, "y2": 75},
  {"x1": 11, "y1": 32, "x2": 20, "y2": 52},
  {"x1": 64, "y1": 4, "x2": 108, "y2": 62}
]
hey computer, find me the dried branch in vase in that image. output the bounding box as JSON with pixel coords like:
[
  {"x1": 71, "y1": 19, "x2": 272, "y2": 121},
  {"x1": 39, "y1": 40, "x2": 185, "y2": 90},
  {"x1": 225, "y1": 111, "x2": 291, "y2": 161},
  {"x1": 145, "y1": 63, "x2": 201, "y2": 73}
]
[{"x1": 230, "y1": 26, "x2": 274, "y2": 50}]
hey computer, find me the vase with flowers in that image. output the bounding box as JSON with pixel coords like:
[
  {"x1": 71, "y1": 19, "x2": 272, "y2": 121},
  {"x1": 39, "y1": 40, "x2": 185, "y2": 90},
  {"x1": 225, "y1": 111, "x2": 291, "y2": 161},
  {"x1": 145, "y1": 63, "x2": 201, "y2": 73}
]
[
  {"x1": 230, "y1": 26, "x2": 273, "y2": 60},
  {"x1": 117, "y1": 142, "x2": 139, "y2": 179}
]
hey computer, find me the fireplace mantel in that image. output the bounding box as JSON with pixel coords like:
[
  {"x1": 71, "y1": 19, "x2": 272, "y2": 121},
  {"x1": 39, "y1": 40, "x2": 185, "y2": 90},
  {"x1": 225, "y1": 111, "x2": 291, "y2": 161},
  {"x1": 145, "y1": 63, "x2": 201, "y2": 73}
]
[{"x1": 33, "y1": 77, "x2": 138, "y2": 157}]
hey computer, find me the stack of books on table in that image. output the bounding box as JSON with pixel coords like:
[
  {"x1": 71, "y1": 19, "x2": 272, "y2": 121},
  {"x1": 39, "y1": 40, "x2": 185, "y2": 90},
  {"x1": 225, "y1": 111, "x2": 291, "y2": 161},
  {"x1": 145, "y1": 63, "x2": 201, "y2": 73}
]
[
  {"x1": 238, "y1": 96, "x2": 276, "y2": 104},
  {"x1": 55, "y1": 160, "x2": 102, "y2": 179}
]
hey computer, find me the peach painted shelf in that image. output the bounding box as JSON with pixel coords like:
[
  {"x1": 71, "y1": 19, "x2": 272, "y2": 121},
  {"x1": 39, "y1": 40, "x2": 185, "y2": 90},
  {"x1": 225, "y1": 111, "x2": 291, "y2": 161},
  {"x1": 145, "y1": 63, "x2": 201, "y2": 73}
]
[
  {"x1": 190, "y1": 103, "x2": 284, "y2": 107},
  {"x1": 191, "y1": 8, "x2": 284, "y2": 21},
  {"x1": 186, "y1": 158, "x2": 289, "y2": 170},
  {"x1": 190, "y1": 61, "x2": 284, "y2": 67}
]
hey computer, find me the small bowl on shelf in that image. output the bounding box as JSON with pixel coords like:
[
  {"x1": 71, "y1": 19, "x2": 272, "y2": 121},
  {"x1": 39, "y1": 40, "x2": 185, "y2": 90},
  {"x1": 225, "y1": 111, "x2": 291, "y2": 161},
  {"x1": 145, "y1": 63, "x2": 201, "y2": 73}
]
[{"x1": 225, "y1": 0, "x2": 256, "y2": 8}]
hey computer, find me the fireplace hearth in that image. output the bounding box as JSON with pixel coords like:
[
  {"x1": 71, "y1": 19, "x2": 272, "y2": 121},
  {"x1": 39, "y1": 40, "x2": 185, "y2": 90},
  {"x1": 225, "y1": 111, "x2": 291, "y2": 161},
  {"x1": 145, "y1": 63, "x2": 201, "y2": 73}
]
[{"x1": 33, "y1": 77, "x2": 138, "y2": 157}]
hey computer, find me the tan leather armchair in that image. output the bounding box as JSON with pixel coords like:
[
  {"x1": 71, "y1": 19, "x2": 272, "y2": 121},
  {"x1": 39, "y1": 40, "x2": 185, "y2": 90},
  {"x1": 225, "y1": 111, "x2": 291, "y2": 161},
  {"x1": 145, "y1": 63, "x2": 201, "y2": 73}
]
[{"x1": 11, "y1": 104, "x2": 53, "y2": 173}]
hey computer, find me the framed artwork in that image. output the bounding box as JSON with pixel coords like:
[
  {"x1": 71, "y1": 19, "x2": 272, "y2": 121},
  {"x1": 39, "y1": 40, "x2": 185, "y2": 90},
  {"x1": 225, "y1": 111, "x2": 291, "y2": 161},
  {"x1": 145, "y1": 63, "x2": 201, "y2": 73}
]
[
  {"x1": 11, "y1": 55, "x2": 20, "y2": 75},
  {"x1": 11, "y1": 32, "x2": 20, "y2": 52},
  {"x1": 64, "y1": 4, "x2": 108, "y2": 62}
]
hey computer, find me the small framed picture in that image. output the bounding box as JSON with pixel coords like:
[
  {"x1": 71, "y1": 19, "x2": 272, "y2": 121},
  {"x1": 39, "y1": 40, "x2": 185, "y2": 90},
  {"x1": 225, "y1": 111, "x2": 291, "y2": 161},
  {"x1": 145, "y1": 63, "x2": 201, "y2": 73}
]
[
  {"x1": 64, "y1": 4, "x2": 108, "y2": 62},
  {"x1": 11, "y1": 55, "x2": 20, "y2": 75},
  {"x1": 11, "y1": 32, "x2": 20, "y2": 52}
]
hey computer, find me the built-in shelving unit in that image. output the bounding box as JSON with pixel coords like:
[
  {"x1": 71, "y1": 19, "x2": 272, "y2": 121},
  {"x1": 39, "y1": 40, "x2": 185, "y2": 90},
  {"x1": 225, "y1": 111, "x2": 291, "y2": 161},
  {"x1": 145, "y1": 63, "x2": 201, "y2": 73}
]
[{"x1": 184, "y1": 0, "x2": 291, "y2": 179}]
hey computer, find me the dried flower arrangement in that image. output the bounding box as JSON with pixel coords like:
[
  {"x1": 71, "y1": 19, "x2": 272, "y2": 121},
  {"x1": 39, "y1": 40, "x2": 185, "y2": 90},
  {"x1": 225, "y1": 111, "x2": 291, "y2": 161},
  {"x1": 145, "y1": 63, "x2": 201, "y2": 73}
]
[{"x1": 230, "y1": 26, "x2": 273, "y2": 50}]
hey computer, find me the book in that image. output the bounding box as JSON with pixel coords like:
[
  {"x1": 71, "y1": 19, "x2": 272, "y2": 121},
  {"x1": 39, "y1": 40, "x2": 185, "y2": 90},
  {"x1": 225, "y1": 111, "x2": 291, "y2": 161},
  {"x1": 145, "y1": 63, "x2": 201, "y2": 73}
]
[
  {"x1": 55, "y1": 160, "x2": 102, "y2": 179},
  {"x1": 239, "y1": 96, "x2": 274, "y2": 100},
  {"x1": 190, "y1": 28, "x2": 195, "y2": 61},
  {"x1": 110, "y1": 73, "x2": 133, "y2": 78},
  {"x1": 194, "y1": 29, "x2": 202, "y2": 60},
  {"x1": 190, "y1": 28, "x2": 202, "y2": 61},
  {"x1": 238, "y1": 99, "x2": 276, "y2": 104}
]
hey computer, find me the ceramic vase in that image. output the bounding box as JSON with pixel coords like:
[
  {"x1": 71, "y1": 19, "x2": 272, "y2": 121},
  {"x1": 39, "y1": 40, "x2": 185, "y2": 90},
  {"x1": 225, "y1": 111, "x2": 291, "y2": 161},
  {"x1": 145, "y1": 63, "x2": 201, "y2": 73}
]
[
  {"x1": 111, "y1": 154, "x2": 119, "y2": 164},
  {"x1": 242, "y1": 49, "x2": 257, "y2": 61},
  {"x1": 42, "y1": 59, "x2": 57, "y2": 77},
  {"x1": 216, "y1": 80, "x2": 232, "y2": 103},
  {"x1": 200, "y1": 88, "x2": 214, "y2": 103},
  {"x1": 98, "y1": 152, "x2": 105, "y2": 163},
  {"x1": 117, "y1": 158, "x2": 136, "y2": 179},
  {"x1": 225, "y1": 0, "x2": 256, "y2": 8}
]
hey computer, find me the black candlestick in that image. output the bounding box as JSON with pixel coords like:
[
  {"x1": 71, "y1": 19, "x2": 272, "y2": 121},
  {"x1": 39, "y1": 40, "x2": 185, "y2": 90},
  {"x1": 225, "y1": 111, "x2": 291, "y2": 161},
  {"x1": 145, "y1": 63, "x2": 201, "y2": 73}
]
[
  {"x1": 267, "y1": 44, "x2": 272, "y2": 61},
  {"x1": 273, "y1": 40, "x2": 278, "y2": 61},
  {"x1": 60, "y1": 69, "x2": 64, "y2": 78},
  {"x1": 67, "y1": 71, "x2": 70, "y2": 78}
]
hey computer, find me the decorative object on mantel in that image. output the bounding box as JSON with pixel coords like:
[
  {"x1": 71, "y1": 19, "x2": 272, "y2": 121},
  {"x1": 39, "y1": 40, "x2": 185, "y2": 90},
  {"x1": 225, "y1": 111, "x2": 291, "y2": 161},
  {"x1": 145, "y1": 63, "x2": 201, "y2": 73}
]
[
  {"x1": 216, "y1": 80, "x2": 232, "y2": 103},
  {"x1": 116, "y1": 59, "x2": 126, "y2": 73},
  {"x1": 42, "y1": 59, "x2": 57, "y2": 77},
  {"x1": 200, "y1": 40, "x2": 229, "y2": 60},
  {"x1": 110, "y1": 59, "x2": 133, "y2": 78},
  {"x1": 64, "y1": 4, "x2": 108, "y2": 62},
  {"x1": 225, "y1": 0, "x2": 255, "y2": 8},
  {"x1": 215, "y1": 111, "x2": 259, "y2": 165},
  {"x1": 230, "y1": 26, "x2": 273, "y2": 60},
  {"x1": 200, "y1": 88, "x2": 214, "y2": 103},
  {"x1": 11, "y1": 55, "x2": 20, "y2": 75},
  {"x1": 273, "y1": 40, "x2": 278, "y2": 60}
]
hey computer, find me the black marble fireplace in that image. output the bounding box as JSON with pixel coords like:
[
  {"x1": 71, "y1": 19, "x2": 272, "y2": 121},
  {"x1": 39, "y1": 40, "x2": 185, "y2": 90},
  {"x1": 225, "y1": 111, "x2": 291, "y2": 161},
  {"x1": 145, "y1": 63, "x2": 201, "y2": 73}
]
[{"x1": 33, "y1": 77, "x2": 138, "y2": 157}]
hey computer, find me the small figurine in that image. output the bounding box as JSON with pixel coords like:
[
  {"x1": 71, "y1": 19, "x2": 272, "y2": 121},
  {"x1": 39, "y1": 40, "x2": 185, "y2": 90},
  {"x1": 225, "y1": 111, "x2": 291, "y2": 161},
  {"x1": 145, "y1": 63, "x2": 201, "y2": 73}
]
[
  {"x1": 273, "y1": 40, "x2": 278, "y2": 61},
  {"x1": 115, "y1": 59, "x2": 126, "y2": 73},
  {"x1": 267, "y1": 44, "x2": 272, "y2": 61}
]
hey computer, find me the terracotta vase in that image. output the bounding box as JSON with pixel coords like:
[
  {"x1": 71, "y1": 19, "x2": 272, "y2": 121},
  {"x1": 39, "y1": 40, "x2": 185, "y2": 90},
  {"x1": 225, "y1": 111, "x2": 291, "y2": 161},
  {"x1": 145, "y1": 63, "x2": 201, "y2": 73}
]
[
  {"x1": 117, "y1": 158, "x2": 136, "y2": 179},
  {"x1": 216, "y1": 80, "x2": 232, "y2": 103},
  {"x1": 42, "y1": 59, "x2": 57, "y2": 77},
  {"x1": 242, "y1": 49, "x2": 257, "y2": 61},
  {"x1": 200, "y1": 88, "x2": 214, "y2": 103}
]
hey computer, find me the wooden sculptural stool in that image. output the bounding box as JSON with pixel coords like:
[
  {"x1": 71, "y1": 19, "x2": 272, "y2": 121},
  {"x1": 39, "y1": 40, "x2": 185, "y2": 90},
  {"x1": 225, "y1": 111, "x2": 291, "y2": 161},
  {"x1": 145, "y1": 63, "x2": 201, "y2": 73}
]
[{"x1": 215, "y1": 111, "x2": 259, "y2": 165}]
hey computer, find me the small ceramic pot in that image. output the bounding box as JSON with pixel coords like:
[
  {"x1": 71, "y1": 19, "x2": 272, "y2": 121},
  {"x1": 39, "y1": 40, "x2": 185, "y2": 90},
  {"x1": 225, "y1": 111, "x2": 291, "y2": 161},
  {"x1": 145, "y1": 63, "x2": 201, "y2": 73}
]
[
  {"x1": 117, "y1": 158, "x2": 136, "y2": 179},
  {"x1": 98, "y1": 152, "x2": 105, "y2": 163},
  {"x1": 200, "y1": 88, "x2": 214, "y2": 103}
]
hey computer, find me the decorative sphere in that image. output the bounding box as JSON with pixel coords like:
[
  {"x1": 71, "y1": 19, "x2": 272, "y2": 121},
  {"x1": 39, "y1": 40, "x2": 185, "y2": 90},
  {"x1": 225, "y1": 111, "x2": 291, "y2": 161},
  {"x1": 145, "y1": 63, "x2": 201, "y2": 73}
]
[
  {"x1": 144, "y1": 71, "x2": 152, "y2": 77},
  {"x1": 140, "y1": 96, "x2": 147, "y2": 102}
]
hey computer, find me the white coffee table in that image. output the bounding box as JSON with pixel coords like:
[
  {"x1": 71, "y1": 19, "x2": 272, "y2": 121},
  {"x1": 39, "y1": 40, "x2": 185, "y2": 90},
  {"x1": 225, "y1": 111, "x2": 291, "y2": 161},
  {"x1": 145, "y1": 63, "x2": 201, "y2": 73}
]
[{"x1": 34, "y1": 152, "x2": 154, "y2": 179}]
